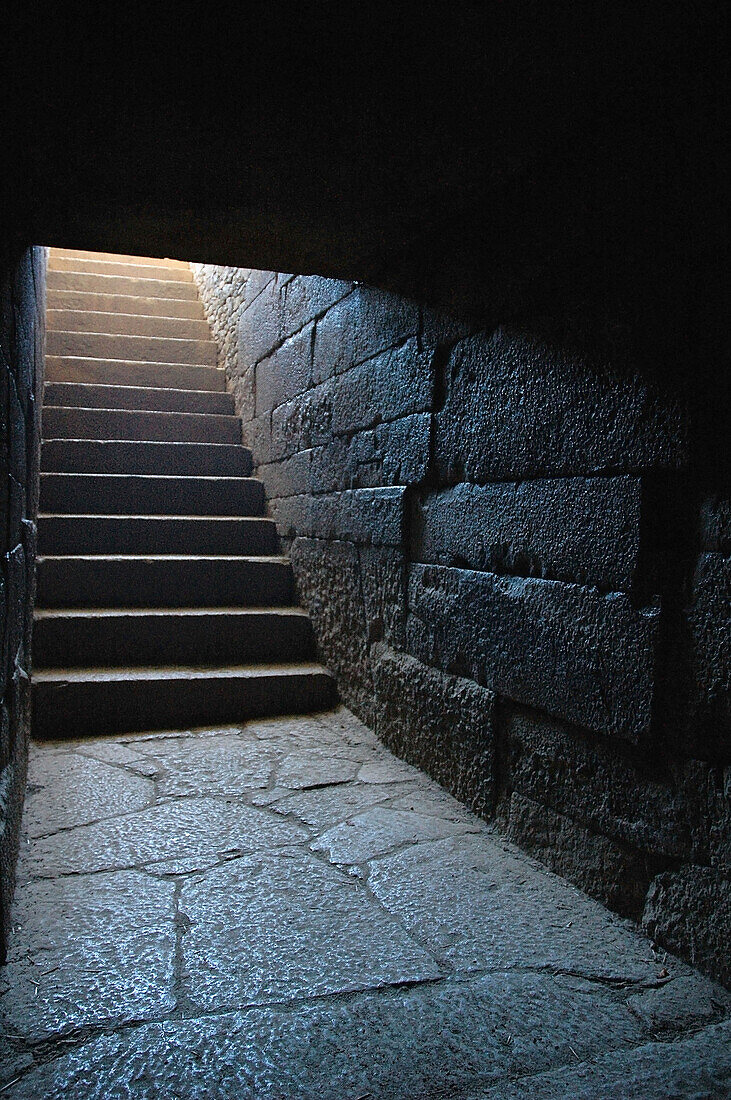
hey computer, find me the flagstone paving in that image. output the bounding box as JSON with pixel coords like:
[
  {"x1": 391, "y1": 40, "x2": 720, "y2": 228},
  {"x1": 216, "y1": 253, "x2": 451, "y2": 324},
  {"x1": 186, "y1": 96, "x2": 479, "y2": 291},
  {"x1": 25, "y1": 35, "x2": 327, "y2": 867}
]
[{"x1": 1, "y1": 708, "x2": 729, "y2": 1098}]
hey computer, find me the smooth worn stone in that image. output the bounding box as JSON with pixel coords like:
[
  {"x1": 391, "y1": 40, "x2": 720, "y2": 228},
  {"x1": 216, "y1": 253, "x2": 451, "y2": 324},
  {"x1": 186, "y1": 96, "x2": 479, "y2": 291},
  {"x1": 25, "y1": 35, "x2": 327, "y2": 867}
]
[
  {"x1": 311, "y1": 805, "x2": 479, "y2": 864},
  {"x1": 22, "y1": 750, "x2": 154, "y2": 838},
  {"x1": 275, "y1": 745, "x2": 362, "y2": 790},
  {"x1": 179, "y1": 848, "x2": 441, "y2": 1012},
  {"x1": 626, "y1": 973, "x2": 730, "y2": 1033},
  {"x1": 152, "y1": 735, "x2": 274, "y2": 797},
  {"x1": 26, "y1": 796, "x2": 308, "y2": 878},
  {"x1": 268, "y1": 780, "x2": 419, "y2": 830},
  {"x1": 368, "y1": 833, "x2": 665, "y2": 982},
  {"x1": 0, "y1": 870, "x2": 175, "y2": 1039},
  {"x1": 2, "y1": 972, "x2": 647, "y2": 1100}
]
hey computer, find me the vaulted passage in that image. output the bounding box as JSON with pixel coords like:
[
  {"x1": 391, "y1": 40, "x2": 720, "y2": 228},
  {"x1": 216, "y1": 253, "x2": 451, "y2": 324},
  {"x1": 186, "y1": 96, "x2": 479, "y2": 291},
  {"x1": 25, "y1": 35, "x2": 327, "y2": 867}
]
[{"x1": 32, "y1": 249, "x2": 335, "y2": 737}]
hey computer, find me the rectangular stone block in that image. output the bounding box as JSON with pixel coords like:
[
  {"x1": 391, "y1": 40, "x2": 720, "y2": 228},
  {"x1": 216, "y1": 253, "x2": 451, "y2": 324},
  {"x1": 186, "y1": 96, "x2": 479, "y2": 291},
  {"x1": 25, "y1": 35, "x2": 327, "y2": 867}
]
[
  {"x1": 270, "y1": 488, "x2": 405, "y2": 546},
  {"x1": 435, "y1": 328, "x2": 688, "y2": 482},
  {"x1": 313, "y1": 286, "x2": 420, "y2": 383},
  {"x1": 412, "y1": 476, "x2": 642, "y2": 591},
  {"x1": 331, "y1": 339, "x2": 433, "y2": 436},
  {"x1": 688, "y1": 553, "x2": 731, "y2": 753},
  {"x1": 373, "y1": 648, "x2": 495, "y2": 818},
  {"x1": 238, "y1": 278, "x2": 282, "y2": 369},
  {"x1": 406, "y1": 563, "x2": 661, "y2": 741},
  {"x1": 280, "y1": 276, "x2": 352, "y2": 339},
  {"x1": 270, "y1": 378, "x2": 333, "y2": 461},
  {"x1": 255, "y1": 323, "x2": 313, "y2": 415},
  {"x1": 311, "y1": 413, "x2": 431, "y2": 492},
  {"x1": 643, "y1": 865, "x2": 731, "y2": 987},
  {"x1": 258, "y1": 451, "x2": 313, "y2": 500}
]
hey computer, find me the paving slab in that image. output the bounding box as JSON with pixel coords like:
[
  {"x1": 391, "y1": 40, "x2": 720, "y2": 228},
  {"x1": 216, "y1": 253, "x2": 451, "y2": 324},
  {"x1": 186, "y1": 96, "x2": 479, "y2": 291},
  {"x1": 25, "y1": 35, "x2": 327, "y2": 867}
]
[{"x1": 1, "y1": 711, "x2": 729, "y2": 1098}]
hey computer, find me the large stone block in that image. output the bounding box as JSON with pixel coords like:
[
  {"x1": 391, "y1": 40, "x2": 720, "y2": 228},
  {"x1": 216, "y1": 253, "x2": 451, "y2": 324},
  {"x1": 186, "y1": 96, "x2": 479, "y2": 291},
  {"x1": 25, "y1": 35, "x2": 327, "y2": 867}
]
[
  {"x1": 502, "y1": 791, "x2": 657, "y2": 919},
  {"x1": 435, "y1": 328, "x2": 688, "y2": 482},
  {"x1": 270, "y1": 378, "x2": 333, "y2": 461},
  {"x1": 313, "y1": 286, "x2": 419, "y2": 383},
  {"x1": 643, "y1": 865, "x2": 731, "y2": 986},
  {"x1": 406, "y1": 563, "x2": 661, "y2": 741},
  {"x1": 280, "y1": 275, "x2": 352, "y2": 340},
  {"x1": 331, "y1": 338, "x2": 433, "y2": 436},
  {"x1": 373, "y1": 648, "x2": 496, "y2": 818},
  {"x1": 270, "y1": 488, "x2": 405, "y2": 546},
  {"x1": 238, "y1": 278, "x2": 282, "y2": 369},
  {"x1": 358, "y1": 548, "x2": 407, "y2": 649},
  {"x1": 255, "y1": 323, "x2": 313, "y2": 415},
  {"x1": 501, "y1": 702, "x2": 729, "y2": 866},
  {"x1": 290, "y1": 538, "x2": 374, "y2": 723},
  {"x1": 688, "y1": 553, "x2": 731, "y2": 753},
  {"x1": 412, "y1": 476, "x2": 642, "y2": 590},
  {"x1": 311, "y1": 413, "x2": 431, "y2": 492},
  {"x1": 258, "y1": 451, "x2": 313, "y2": 500}
]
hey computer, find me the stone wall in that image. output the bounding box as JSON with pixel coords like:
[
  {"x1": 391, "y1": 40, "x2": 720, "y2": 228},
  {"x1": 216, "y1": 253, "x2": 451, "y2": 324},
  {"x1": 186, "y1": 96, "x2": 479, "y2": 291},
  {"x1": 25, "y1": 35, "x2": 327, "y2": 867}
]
[
  {"x1": 192, "y1": 266, "x2": 730, "y2": 986},
  {"x1": 0, "y1": 246, "x2": 45, "y2": 961}
]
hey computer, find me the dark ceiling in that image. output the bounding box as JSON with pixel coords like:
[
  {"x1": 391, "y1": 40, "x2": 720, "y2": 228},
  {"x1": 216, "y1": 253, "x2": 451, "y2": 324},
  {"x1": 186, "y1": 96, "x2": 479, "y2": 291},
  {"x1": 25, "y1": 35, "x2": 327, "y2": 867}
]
[{"x1": 2, "y1": 6, "x2": 725, "y2": 327}]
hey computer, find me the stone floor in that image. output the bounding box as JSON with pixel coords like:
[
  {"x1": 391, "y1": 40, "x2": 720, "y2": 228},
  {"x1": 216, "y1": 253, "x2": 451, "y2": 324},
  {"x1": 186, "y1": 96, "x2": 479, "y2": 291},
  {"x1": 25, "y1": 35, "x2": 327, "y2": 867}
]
[{"x1": 0, "y1": 708, "x2": 729, "y2": 1099}]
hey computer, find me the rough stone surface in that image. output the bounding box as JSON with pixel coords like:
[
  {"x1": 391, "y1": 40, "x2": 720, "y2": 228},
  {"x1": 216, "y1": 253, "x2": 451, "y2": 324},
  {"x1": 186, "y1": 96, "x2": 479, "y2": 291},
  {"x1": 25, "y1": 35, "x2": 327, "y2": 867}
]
[
  {"x1": 642, "y1": 865, "x2": 731, "y2": 986},
  {"x1": 2, "y1": 711, "x2": 728, "y2": 1097},
  {"x1": 191, "y1": 263, "x2": 730, "y2": 988},
  {"x1": 0, "y1": 246, "x2": 45, "y2": 962},
  {"x1": 412, "y1": 476, "x2": 643, "y2": 590},
  {"x1": 407, "y1": 563, "x2": 660, "y2": 742}
]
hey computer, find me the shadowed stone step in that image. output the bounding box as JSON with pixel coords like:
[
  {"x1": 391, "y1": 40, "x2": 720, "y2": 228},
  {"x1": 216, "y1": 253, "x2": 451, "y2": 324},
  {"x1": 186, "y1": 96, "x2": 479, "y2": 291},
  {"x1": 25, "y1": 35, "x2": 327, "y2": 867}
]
[
  {"x1": 41, "y1": 440, "x2": 253, "y2": 476},
  {"x1": 36, "y1": 555, "x2": 293, "y2": 607},
  {"x1": 46, "y1": 357, "x2": 226, "y2": 391},
  {"x1": 39, "y1": 514, "x2": 278, "y2": 555},
  {"x1": 48, "y1": 290, "x2": 205, "y2": 319},
  {"x1": 33, "y1": 607, "x2": 316, "y2": 667},
  {"x1": 42, "y1": 406, "x2": 241, "y2": 443},
  {"x1": 44, "y1": 383, "x2": 234, "y2": 415},
  {"x1": 49, "y1": 256, "x2": 193, "y2": 281},
  {"x1": 48, "y1": 330, "x2": 217, "y2": 366},
  {"x1": 31, "y1": 664, "x2": 336, "y2": 739},
  {"x1": 48, "y1": 269, "x2": 200, "y2": 299},
  {"x1": 48, "y1": 309, "x2": 211, "y2": 340},
  {"x1": 40, "y1": 473, "x2": 264, "y2": 515}
]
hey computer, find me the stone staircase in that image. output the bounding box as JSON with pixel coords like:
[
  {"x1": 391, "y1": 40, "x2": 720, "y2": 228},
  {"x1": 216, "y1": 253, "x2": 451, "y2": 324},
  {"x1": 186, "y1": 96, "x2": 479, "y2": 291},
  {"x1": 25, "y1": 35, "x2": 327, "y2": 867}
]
[{"x1": 32, "y1": 248, "x2": 336, "y2": 739}]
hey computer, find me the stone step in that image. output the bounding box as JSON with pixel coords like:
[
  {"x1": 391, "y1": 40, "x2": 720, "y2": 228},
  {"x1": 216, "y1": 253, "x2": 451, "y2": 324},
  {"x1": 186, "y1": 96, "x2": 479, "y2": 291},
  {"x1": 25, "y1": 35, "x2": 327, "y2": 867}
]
[
  {"x1": 49, "y1": 256, "x2": 194, "y2": 282},
  {"x1": 48, "y1": 290, "x2": 206, "y2": 319},
  {"x1": 41, "y1": 406, "x2": 241, "y2": 444},
  {"x1": 38, "y1": 514, "x2": 278, "y2": 556},
  {"x1": 47, "y1": 270, "x2": 200, "y2": 300},
  {"x1": 36, "y1": 554, "x2": 293, "y2": 608},
  {"x1": 46, "y1": 356, "x2": 226, "y2": 391},
  {"x1": 40, "y1": 473, "x2": 264, "y2": 515},
  {"x1": 41, "y1": 439, "x2": 252, "y2": 476},
  {"x1": 52, "y1": 248, "x2": 190, "y2": 270},
  {"x1": 47, "y1": 330, "x2": 218, "y2": 367},
  {"x1": 43, "y1": 382, "x2": 234, "y2": 415},
  {"x1": 47, "y1": 309, "x2": 211, "y2": 340},
  {"x1": 33, "y1": 606, "x2": 316, "y2": 668},
  {"x1": 31, "y1": 663, "x2": 336, "y2": 739}
]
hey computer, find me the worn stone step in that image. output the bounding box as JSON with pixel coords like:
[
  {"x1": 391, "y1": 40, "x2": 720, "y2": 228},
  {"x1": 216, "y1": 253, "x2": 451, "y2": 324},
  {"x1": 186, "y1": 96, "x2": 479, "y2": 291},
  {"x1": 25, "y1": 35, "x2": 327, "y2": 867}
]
[
  {"x1": 44, "y1": 383, "x2": 234, "y2": 415},
  {"x1": 49, "y1": 256, "x2": 194, "y2": 282},
  {"x1": 41, "y1": 406, "x2": 241, "y2": 444},
  {"x1": 36, "y1": 554, "x2": 293, "y2": 608},
  {"x1": 31, "y1": 663, "x2": 336, "y2": 739},
  {"x1": 46, "y1": 356, "x2": 226, "y2": 391},
  {"x1": 47, "y1": 309, "x2": 211, "y2": 340},
  {"x1": 33, "y1": 606, "x2": 315, "y2": 668},
  {"x1": 48, "y1": 290, "x2": 206, "y2": 319},
  {"x1": 40, "y1": 473, "x2": 264, "y2": 515},
  {"x1": 38, "y1": 514, "x2": 278, "y2": 556},
  {"x1": 41, "y1": 439, "x2": 252, "y2": 476},
  {"x1": 47, "y1": 330, "x2": 217, "y2": 367},
  {"x1": 47, "y1": 270, "x2": 200, "y2": 300},
  {"x1": 52, "y1": 249, "x2": 190, "y2": 270}
]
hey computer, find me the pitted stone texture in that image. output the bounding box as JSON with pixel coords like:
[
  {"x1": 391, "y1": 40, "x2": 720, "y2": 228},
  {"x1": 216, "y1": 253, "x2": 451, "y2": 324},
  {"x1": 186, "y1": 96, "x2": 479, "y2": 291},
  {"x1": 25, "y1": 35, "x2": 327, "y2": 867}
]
[
  {"x1": 407, "y1": 563, "x2": 660, "y2": 742},
  {"x1": 311, "y1": 804, "x2": 479, "y2": 864},
  {"x1": 27, "y1": 797, "x2": 307, "y2": 878},
  {"x1": 179, "y1": 849, "x2": 441, "y2": 1011},
  {"x1": 151, "y1": 735, "x2": 274, "y2": 797},
  {"x1": 368, "y1": 833, "x2": 665, "y2": 981},
  {"x1": 1, "y1": 974, "x2": 647, "y2": 1100},
  {"x1": 642, "y1": 865, "x2": 731, "y2": 986},
  {"x1": 0, "y1": 870, "x2": 175, "y2": 1038},
  {"x1": 467, "y1": 1022, "x2": 731, "y2": 1100},
  {"x1": 22, "y1": 750, "x2": 154, "y2": 838},
  {"x1": 267, "y1": 780, "x2": 418, "y2": 830}
]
